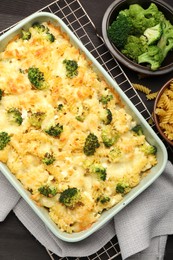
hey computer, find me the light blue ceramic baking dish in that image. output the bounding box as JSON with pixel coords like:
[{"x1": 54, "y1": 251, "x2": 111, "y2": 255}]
[{"x1": 0, "y1": 12, "x2": 168, "y2": 242}]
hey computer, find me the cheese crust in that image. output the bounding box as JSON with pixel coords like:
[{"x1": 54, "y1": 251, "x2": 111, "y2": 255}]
[{"x1": 0, "y1": 22, "x2": 157, "y2": 233}]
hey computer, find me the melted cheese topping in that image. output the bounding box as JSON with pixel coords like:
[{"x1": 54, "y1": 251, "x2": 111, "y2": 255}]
[{"x1": 0, "y1": 22, "x2": 157, "y2": 233}]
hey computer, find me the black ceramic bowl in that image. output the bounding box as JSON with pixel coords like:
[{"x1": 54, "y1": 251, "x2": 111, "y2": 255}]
[{"x1": 102, "y1": 0, "x2": 173, "y2": 76}]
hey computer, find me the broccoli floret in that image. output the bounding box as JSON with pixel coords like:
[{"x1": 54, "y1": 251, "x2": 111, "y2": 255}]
[
  {"x1": 143, "y1": 23, "x2": 162, "y2": 45},
  {"x1": 28, "y1": 67, "x2": 48, "y2": 90},
  {"x1": 116, "y1": 182, "x2": 129, "y2": 194},
  {"x1": 106, "y1": 110, "x2": 112, "y2": 125},
  {"x1": 138, "y1": 45, "x2": 164, "y2": 71},
  {"x1": 131, "y1": 125, "x2": 144, "y2": 135},
  {"x1": 97, "y1": 196, "x2": 110, "y2": 204},
  {"x1": 63, "y1": 59, "x2": 78, "y2": 78},
  {"x1": 7, "y1": 108, "x2": 23, "y2": 125},
  {"x1": 0, "y1": 132, "x2": 11, "y2": 150},
  {"x1": 46, "y1": 33, "x2": 55, "y2": 42},
  {"x1": 38, "y1": 185, "x2": 57, "y2": 197},
  {"x1": 29, "y1": 112, "x2": 46, "y2": 128},
  {"x1": 45, "y1": 123, "x2": 63, "y2": 137},
  {"x1": 99, "y1": 94, "x2": 113, "y2": 105},
  {"x1": 21, "y1": 29, "x2": 31, "y2": 40},
  {"x1": 157, "y1": 19, "x2": 173, "y2": 60},
  {"x1": 59, "y1": 187, "x2": 81, "y2": 208},
  {"x1": 107, "y1": 13, "x2": 133, "y2": 49},
  {"x1": 89, "y1": 163, "x2": 107, "y2": 181},
  {"x1": 32, "y1": 22, "x2": 48, "y2": 33},
  {"x1": 42, "y1": 152, "x2": 55, "y2": 165},
  {"x1": 0, "y1": 89, "x2": 3, "y2": 100},
  {"x1": 32, "y1": 22, "x2": 55, "y2": 42},
  {"x1": 100, "y1": 108, "x2": 112, "y2": 125},
  {"x1": 83, "y1": 133, "x2": 100, "y2": 156},
  {"x1": 121, "y1": 35, "x2": 147, "y2": 62},
  {"x1": 141, "y1": 143, "x2": 157, "y2": 155},
  {"x1": 101, "y1": 128, "x2": 119, "y2": 148},
  {"x1": 127, "y1": 3, "x2": 164, "y2": 35}
]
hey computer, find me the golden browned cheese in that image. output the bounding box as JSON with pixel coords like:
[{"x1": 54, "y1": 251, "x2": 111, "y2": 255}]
[{"x1": 0, "y1": 22, "x2": 157, "y2": 233}]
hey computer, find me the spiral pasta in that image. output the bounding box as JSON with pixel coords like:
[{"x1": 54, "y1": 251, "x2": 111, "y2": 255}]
[
  {"x1": 146, "y1": 91, "x2": 158, "y2": 100},
  {"x1": 132, "y1": 83, "x2": 151, "y2": 95},
  {"x1": 155, "y1": 80, "x2": 173, "y2": 141}
]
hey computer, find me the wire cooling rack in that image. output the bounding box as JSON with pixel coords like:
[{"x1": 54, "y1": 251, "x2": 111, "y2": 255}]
[
  {"x1": 46, "y1": 235, "x2": 121, "y2": 260},
  {"x1": 0, "y1": 0, "x2": 172, "y2": 259}
]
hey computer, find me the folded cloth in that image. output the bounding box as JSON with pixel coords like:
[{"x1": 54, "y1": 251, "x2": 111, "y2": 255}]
[
  {"x1": 0, "y1": 173, "x2": 20, "y2": 221},
  {"x1": 125, "y1": 236, "x2": 167, "y2": 260},
  {"x1": 114, "y1": 160, "x2": 173, "y2": 260},
  {"x1": 0, "y1": 160, "x2": 173, "y2": 259}
]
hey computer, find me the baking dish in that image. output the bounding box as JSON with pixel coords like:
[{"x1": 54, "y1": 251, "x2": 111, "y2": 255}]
[{"x1": 0, "y1": 12, "x2": 168, "y2": 242}]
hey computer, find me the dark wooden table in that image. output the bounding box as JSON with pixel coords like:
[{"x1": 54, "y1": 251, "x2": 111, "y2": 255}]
[{"x1": 0, "y1": 0, "x2": 173, "y2": 259}]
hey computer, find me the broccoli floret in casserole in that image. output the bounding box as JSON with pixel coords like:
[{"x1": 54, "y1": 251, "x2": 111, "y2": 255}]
[
  {"x1": 38, "y1": 185, "x2": 57, "y2": 197},
  {"x1": 100, "y1": 108, "x2": 112, "y2": 125},
  {"x1": 21, "y1": 29, "x2": 31, "y2": 40},
  {"x1": 99, "y1": 94, "x2": 113, "y2": 105},
  {"x1": 32, "y1": 22, "x2": 48, "y2": 33},
  {"x1": 29, "y1": 112, "x2": 46, "y2": 128},
  {"x1": 89, "y1": 163, "x2": 107, "y2": 181},
  {"x1": 7, "y1": 108, "x2": 23, "y2": 125},
  {"x1": 101, "y1": 128, "x2": 119, "y2": 148},
  {"x1": 0, "y1": 89, "x2": 3, "y2": 100},
  {"x1": 131, "y1": 125, "x2": 144, "y2": 136},
  {"x1": 46, "y1": 32, "x2": 55, "y2": 42},
  {"x1": 45, "y1": 123, "x2": 63, "y2": 137},
  {"x1": 116, "y1": 182, "x2": 129, "y2": 194},
  {"x1": 97, "y1": 196, "x2": 110, "y2": 204},
  {"x1": 32, "y1": 22, "x2": 55, "y2": 42},
  {"x1": 63, "y1": 59, "x2": 78, "y2": 78},
  {"x1": 28, "y1": 67, "x2": 48, "y2": 90},
  {"x1": 141, "y1": 143, "x2": 157, "y2": 155},
  {"x1": 83, "y1": 133, "x2": 100, "y2": 156},
  {"x1": 59, "y1": 187, "x2": 81, "y2": 208},
  {"x1": 0, "y1": 132, "x2": 11, "y2": 150},
  {"x1": 42, "y1": 152, "x2": 55, "y2": 165}
]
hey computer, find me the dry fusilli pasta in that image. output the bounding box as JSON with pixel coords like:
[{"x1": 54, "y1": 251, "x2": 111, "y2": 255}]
[
  {"x1": 155, "y1": 80, "x2": 173, "y2": 141},
  {"x1": 146, "y1": 91, "x2": 158, "y2": 100},
  {"x1": 132, "y1": 83, "x2": 151, "y2": 95}
]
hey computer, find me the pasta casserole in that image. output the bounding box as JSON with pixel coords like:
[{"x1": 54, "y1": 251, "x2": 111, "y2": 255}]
[{"x1": 0, "y1": 21, "x2": 157, "y2": 233}]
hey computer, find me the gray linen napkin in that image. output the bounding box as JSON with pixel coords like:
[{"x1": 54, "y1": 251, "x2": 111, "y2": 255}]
[
  {"x1": 0, "y1": 160, "x2": 173, "y2": 259},
  {"x1": 114, "y1": 160, "x2": 173, "y2": 260}
]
